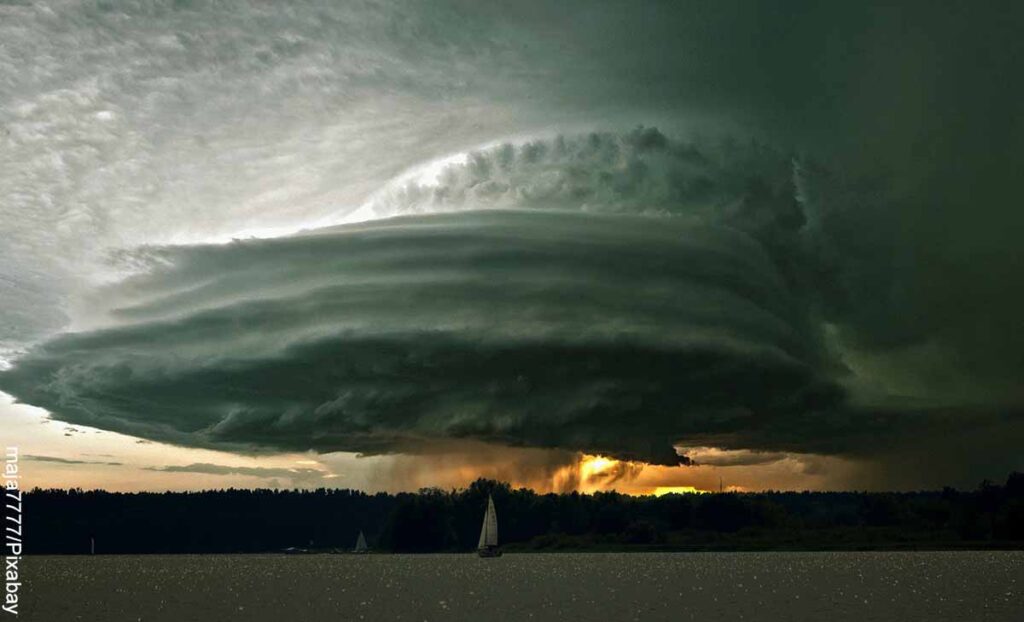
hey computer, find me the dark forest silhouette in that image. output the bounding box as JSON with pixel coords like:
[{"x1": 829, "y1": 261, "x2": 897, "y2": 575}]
[{"x1": 24, "y1": 473, "x2": 1024, "y2": 554}]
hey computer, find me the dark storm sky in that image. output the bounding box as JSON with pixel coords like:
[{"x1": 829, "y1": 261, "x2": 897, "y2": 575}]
[{"x1": 1, "y1": 1, "x2": 1021, "y2": 488}]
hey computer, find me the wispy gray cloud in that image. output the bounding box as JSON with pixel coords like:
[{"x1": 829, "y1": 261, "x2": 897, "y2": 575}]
[
  {"x1": 144, "y1": 463, "x2": 331, "y2": 482},
  {"x1": 680, "y1": 448, "x2": 790, "y2": 468},
  {"x1": 24, "y1": 455, "x2": 122, "y2": 466}
]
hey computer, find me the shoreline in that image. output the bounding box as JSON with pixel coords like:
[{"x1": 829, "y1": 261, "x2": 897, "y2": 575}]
[{"x1": 21, "y1": 542, "x2": 1024, "y2": 556}]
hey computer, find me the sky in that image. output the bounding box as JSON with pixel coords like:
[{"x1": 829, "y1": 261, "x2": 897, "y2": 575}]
[{"x1": 1, "y1": 0, "x2": 1022, "y2": 493}]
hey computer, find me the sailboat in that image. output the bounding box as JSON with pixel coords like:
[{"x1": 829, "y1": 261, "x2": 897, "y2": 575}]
[
  {"x1": 477, "y1": 494, "x2": 502, "y2": 558},
  {"x1": 353, "y1": 530, "x2": 369, "y2": 554}
]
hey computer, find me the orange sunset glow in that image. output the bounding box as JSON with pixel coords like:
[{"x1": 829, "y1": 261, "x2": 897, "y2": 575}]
[
  {"x1": 652, "y1": 486, "x2": 706, "y2": 496},
  {"x1": 375, "y1": 447, "x2": 855, "y2": 496}
]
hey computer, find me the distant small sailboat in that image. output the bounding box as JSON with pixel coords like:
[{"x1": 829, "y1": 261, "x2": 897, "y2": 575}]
[
  {"x1": 353, "y1": 530, "x2": 369, "y2": 554},
  {"x1": 477, "y1": 494, "x2": 502, "y2": 558}
]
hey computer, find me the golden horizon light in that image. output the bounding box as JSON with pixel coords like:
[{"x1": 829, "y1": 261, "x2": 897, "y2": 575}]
[{"x1": 651, "y1": 486, "x2": 707, "y2": 496}]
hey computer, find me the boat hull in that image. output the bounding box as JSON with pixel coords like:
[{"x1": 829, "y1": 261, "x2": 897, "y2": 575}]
[{"x1": 477, "y1": 547, "x2": 503, "y2": 558}]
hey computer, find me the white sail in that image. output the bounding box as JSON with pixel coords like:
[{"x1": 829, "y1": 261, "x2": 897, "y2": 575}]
[
  {"x1": 354, "y1": 530, "x2": 368, "y2": 552},
  {"x1": 477, "y1": 495, "x2": 499, "y2": 549}
]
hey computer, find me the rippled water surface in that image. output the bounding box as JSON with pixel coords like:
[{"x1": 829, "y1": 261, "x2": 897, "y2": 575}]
[{"x1": 25, "y1": 552, "x2": 1023, "y2": 621}]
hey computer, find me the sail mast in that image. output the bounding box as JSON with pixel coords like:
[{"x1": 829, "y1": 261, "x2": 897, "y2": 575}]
[{"x1": 477, "y1": 512, "x2": 487, "y2": 549}]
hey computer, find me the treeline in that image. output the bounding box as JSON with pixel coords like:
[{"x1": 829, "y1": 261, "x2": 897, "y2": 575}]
[{"x1": 22, "y1": 473, "x2": 1024, "y2": 554}]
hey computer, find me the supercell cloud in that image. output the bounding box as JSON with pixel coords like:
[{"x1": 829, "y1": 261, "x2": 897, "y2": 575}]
[
  {"x1": 0, "y1": 205, "x2": 839, "y2": 464},
  {"x1": 1, "y1": 1, "x2": 1022, "y2": 486}
]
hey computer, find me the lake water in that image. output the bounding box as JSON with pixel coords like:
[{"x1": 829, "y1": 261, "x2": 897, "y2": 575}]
[{"x1": 23, "y1": 551, "x2": 1023, "y2": 621}]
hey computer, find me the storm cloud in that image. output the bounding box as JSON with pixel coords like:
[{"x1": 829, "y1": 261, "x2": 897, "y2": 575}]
[
  {"x1": 2, "y1": 130, "x2": 1021, "y2": 477},
  {"x1": 0, "y1": 208, "x2": 846, "y2": 465},
  {"x1": 2, "y1": 1, "x2": 1023, "y2": 487}
]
